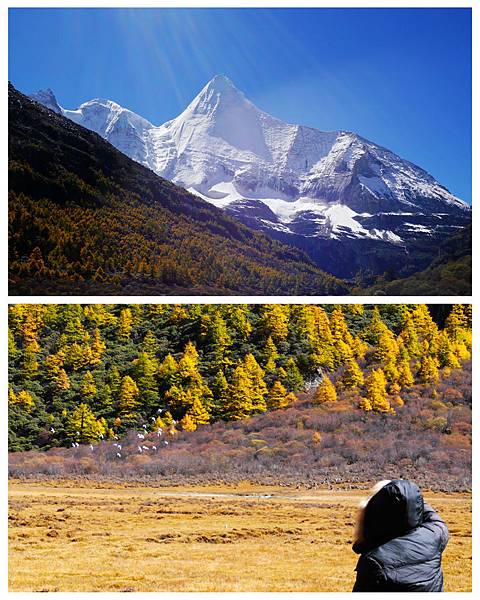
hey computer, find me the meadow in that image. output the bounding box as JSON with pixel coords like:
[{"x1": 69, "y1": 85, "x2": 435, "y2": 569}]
[{"x1": 8, "y1": 480, "x2": 471, "y2": 592}]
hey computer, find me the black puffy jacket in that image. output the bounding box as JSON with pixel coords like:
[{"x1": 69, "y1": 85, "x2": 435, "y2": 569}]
[{"x1": 352, "y1": 479, "x2": 449, "y2": 592}]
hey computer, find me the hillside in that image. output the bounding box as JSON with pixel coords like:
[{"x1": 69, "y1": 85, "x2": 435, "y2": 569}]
[
  {"x1": 9, "y1": 304, "x2": 471, "y2": 490},
  {"x1": 8, "y1": 83, "x2": 347, "y2": 296},
  {"x1": 358, "y1": 225, "x2": 472, "y2": 295}
]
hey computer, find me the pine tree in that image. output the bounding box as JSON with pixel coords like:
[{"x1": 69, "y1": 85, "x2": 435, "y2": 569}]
[
  {"x1": 267, "y1": 380, "x2": 291, "y2": 410},
  {"x1": 445, "y1": 304, "x2": 468, "y2": 341},
  {"x1": 224, "y1": 364, "x2": 254, "y2": 420},
  {"x1": 65, "y1": 403, "x2": 106, "y2": 443},
  {"x1": 342, "y1": 358, "x2": 364, "y2": 388},
  {"x1": 364, "y1": 307, "x2": 390, "y2": 345},
  {"x1": 8, "y1": 329, "x2": 18, "y2": 360},
  {"x1": 260, "y1": 304, "x2": 290, "y2": 343},
  {"x1": 373, "y1": 330, "x2": 399, "y2": 364},
  {"x1": 295, "y1": 305, "x2": 335, "y2": 370},
  {"x1": 436, "y1": 331, "x2": 461, "y2": 369},
  {"x1": 201, "y1": 312, "x2": 233, "y2": 370},
  {"x1": 398, "y1": 313, "x2": 421, "y2": 358},
  {"x1": 313, "y1": 376, "x2": 337, "y2": 404},
  {"x1": 179, "y1": 412, "x2": 197, "y2": 432},
  {"x1": 178, "y1": 342, "x2": 202, "y2": 385},
  {"x1": 211, "y1": 370, "x2": 230, "y2": 418},
  {"x1": 45, "y1": 351, "x2": 65, "y2": 382},
  {"x1": 418, "y1": 343, "x2": 439, "y2": 384},
  {"x1": 132, "y1": 351, "x2": 159, "y2": 409},
  {"x1": 263, "y1": 336, "x2": 279, "y2": 372},
  {"x1": 397, "y1": 359, "x2": 415, "y2": 387},
  {"x1": 80, "y1": 371, "x2": 97, "y2": 400},
  {"x1": 118, "y1": 308, "x2": 133, "y2": 340},
  {"x1": 242, "y1": 354, "x2": 267, "y2": 414},
  {"x1": 411, "y1": 305, "x2": 438, "y2": 343},
  {"x1": 91, "y1": 328, "x2": 106, "y2": 364},
  {"x1": 56, "y1": 368, "x2": 71, "y2": 392},
  {"x1": 142, "y1": 330, "x2": 158, "y2": 358},
  {"x1": 118, "y1": 376, "x2": 140, "y2": 423},
  {"x1": 188, "y1": 396, "x2": 210, "y2": 425},
  {"x1": 158, "y1": 354, "x2": 179, "y2": 391},
  {"x1": 282, "y1": 357, "x2": 304, "y2": 391},
  {"x1": 363, "y1": 369, "x2": 392, "y2": 413},
  {"x1": 9, "y1": 389, "x2": 35, "y2": 412}
]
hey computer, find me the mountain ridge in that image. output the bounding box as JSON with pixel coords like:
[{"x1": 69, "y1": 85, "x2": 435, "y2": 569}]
[{"x1": 30, "y1": 75, "x2": 471, "y2": 279}]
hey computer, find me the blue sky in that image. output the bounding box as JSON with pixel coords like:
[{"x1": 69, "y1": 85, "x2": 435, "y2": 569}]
[{"x1": 9, "y1": 7, "x2": 471, "y2": 203}]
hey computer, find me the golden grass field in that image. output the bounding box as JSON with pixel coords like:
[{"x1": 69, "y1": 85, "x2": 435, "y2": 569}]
[{"x1": 8, "y1": 480, "x2": 471, "y2": 592}]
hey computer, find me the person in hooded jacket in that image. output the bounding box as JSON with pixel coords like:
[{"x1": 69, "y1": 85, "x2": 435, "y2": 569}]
[{"x1": 352, "y1": 479, "x2": 449, "y2": 592}]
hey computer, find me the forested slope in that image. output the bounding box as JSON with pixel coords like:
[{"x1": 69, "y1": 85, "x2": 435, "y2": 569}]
[
  {"x1": 9, "y1": 304, "x2": 471, "y2": 459},
  {"x1": 8, "y1": 84, "x2": 347, "y2": 296}
]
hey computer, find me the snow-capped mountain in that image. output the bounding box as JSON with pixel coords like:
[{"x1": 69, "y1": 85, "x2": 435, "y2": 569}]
[{"x1": 30, "y1": 76, "x2": 470, "y2": 277}]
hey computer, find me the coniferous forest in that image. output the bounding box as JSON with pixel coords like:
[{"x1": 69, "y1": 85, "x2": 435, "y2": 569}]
[
  {"x1": 8, "y1": 304, "x2": 471, "y2": 490},
  {"x1": 8, "y1": 84, "x2": 347, "y2": 296}
]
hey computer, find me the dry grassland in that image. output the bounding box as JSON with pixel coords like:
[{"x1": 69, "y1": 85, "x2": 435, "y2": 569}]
[{"x1": 8, "y1": 480, "x2": 471, "y2": 592}]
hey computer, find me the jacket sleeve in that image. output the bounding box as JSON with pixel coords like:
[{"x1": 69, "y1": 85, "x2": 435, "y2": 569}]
[
  {"x1": 353, "y1": 555, "x2": 387, "y2": 592},
  {"x1": 423, "y1": 502, "x2": 449, "y2": 552}
]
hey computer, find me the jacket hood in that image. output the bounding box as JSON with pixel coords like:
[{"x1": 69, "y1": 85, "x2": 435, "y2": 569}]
[{"x1": 353, "y1": 479, "x2": 424, "y2": 554}]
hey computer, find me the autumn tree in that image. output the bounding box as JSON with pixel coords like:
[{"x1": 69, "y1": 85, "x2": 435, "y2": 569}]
[
  {"x1": 65, "y1": 403, "x2": 106, "y2": 443},
  {"x1": 363, "y1": 369, "x2": 392, "y2": 413},
  {"x1": 118, "y1": 376, "x2": 140, "y2": 424},
  {"x1": 267, "y1": 380, "x2": 291, "y2": 410},
  {"x1": 342, "y1": 358, "x2": 364, "y2": 389},
  {"x1": 314, "y1": 376, "x2": 337, "y2": 404}
]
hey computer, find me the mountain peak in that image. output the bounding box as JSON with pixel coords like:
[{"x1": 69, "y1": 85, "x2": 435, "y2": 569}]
[
  {"x1": 30, "y1": 88, "x2": 61, "y2": 114},
  {"x1": 205, "y1": 74, "x2": 239, "y2": 93},
  {"x1": 192, "y1": 74, "x2": 248, "y2": 111}
]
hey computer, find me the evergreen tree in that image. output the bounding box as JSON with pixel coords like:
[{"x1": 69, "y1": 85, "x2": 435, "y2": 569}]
[
  {"x1": 118, "y1": 376, "x2": 140, "y2": 423},
  {"x1": 131, "y1": 352, "x2": 160, "y2": 409},
  {"x1": 282, "y1": 357, "x2": 304, "y2": 391},
  {"x1": 179, "y1": 412, "x2": 197, "y2": 432},
  {"x1": 313, "y1": 376, "x2": 337, "y2": 404},
  {"x1": 65, "y1": 403, "x2": 106, "y2": 443},
  {"x1": 267, "y1": 380, "x2": 291, "y2": 410},
  {"x1": 91, "y1": 328, "x2": 106, "y2": 364},
  {"x1": 363, "y1": 369, "x2": 392, "y2": 413},
  {"x1": 224, "y1": 364, "x2": 254, "y2": 420},
  {"x1": 260, "y1": 304, "x2": 290, "y2": 343},
  {"x1": 263, "y1": 336, "x2": 279, "y2": 372},
  {"x1": 188, "y1": 396, "x2": 210, "y2": 426},
  {"x1": 436, "y1": 331, "x2": 461, "y2": 369},
  {"x1": 118, "y1": 308, "x2": 133, "y2": 340},
  {"x1": 342, "y1": 358, "x2": 364, "y2": 388},
  {"x1": 397, "y1": 359, "x2": 414, "y2": 387},
  {"x1": 418, "y1": 343, "x2": 439, "y2": 384},
  {"x1": 80, "y1": 371, "x2": 97, "y2": 401},
  {"x1": 142, "y1": 330, "x2": 158, "y2": 358},
  {"x1": 242, "y1": 353, "x2": 267, "y2": 414}
]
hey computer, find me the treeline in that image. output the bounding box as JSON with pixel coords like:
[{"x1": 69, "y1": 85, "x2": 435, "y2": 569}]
[
  {"x1": 8, "y1": 83, "x2": 346, "y2": 296},
  {"x1": 8, "y1": 304, "x2": 471, "y2": 452}
]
